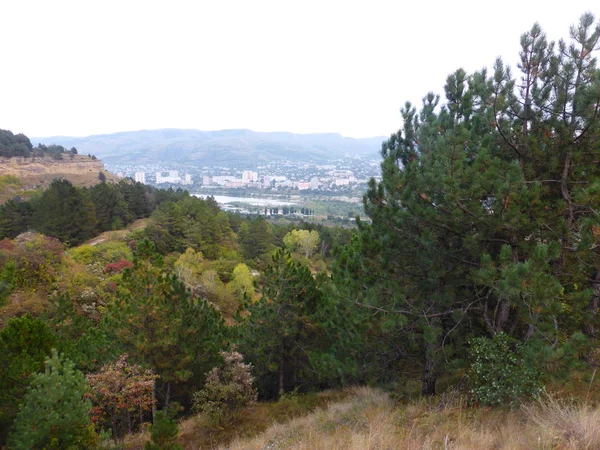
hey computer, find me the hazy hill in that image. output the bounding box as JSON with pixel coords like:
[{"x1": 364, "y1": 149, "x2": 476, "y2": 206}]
[{"x1": 33, "y1": 129, "x2": 386, "y2": 166}]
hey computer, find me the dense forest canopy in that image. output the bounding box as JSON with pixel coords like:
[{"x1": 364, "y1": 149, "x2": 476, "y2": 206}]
[{"x1": 1, "y1": 13, "x2": 600, "y2": 448}]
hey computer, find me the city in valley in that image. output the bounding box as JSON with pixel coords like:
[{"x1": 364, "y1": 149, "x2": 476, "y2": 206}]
[{"x1": 107, "y1": 157, "x2": 382, "y2": 218}]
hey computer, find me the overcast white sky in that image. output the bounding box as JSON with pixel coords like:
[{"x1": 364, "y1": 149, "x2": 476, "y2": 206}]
[{"x1": 1, "y1": 1, "x2": 598, "y2": 139}]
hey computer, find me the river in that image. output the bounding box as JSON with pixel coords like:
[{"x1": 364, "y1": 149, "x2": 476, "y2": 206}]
[{"x1": 192, "y1": 194, "x2": 297, "y2": 207}]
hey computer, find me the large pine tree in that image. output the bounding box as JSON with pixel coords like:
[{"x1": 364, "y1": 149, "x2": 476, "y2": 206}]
[
  {"x1": 241, "y1": 250, "x2": 358, "y2": 397},
  {"x1": 106, "y1": 240, "x2": 225, "y2": 409},
  {"x1": 340, "y1": 14, "x2": 600, "y2": 395}
]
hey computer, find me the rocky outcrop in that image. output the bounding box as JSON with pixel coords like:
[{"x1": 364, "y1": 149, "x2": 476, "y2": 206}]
[
  {"x1": 0, "y1": 155, "x2": 107, "y2": 177},
  {"x1": 0, "y1": 155, "x2": 119, "y2": 202}
]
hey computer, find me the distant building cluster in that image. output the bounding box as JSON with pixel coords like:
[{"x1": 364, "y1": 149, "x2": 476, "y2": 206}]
[
  {"x1": 200, "y1": 169, "x2": 362, "y2": 191},
  {"x1": 106, "y1": 157, "x2": 381, "y2": 194},
  {"x1": 129, "y1": 170, "x2": 194, "y2": 185}
]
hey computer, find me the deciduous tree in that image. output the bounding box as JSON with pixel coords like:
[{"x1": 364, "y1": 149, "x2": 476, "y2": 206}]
[
  {"x1": 86, "y1": 355, "x2": 156, "y2": 439},
  {"x1": 283, "y1": 229, "x2": 320, "y2": 258}
]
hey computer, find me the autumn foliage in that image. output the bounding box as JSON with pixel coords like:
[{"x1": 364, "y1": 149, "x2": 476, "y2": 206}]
[
  {"x1": 86, "y1": 354, "x2": 156, "y2": 439},
  {"x1": 103, "y1": 259, "x2": 134, "y2": 274}
]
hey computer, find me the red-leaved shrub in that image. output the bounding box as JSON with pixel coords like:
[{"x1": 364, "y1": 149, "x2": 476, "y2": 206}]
[{"x1": 104, "y1": 259, "x2": 133, "y2": 274}]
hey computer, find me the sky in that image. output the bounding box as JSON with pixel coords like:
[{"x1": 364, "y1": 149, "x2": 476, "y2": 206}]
[{"x1": 1, "y1": 0, "x2": 598, "y2": 139}]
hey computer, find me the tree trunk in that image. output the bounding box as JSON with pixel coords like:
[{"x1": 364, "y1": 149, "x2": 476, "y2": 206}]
[
  {"x1": 111, "y1": 417, "x2": 117, "y2": 440},
  {"x1": 584, "y1": 269, "x2": 600, "y2": 337},
  {"x1": 496, "y1": 299, "x2": 510, "y2": 333},
  {"x1": 165, "y1": 382, "x2": 171, "y2": 408},
  {"x1": 561, "y1": 153, "x2": 574, "y2": 231},
  {"x1": 152, "y1": 379, "x2": 157, "y2": 422},
  {"x1": 524, "y1": 320, "x2": 537, "y2": 341},
  {"x1": 484, "y1": 298, "x2": 510, "y2": 335},
  {"x1": 421, "y1": 341, "x2": 437, "y2": 396},
  {"x1": 279, "y1": 345, "x2": 285, "y2": 395}
]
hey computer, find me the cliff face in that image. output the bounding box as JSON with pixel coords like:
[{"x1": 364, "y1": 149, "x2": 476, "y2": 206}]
[
  {"x1": 0, "y1": 155, "x2": 119, "y2": 202},
  {"x1": 0, "y1": 155, "x2": 106, "y2": 177}
]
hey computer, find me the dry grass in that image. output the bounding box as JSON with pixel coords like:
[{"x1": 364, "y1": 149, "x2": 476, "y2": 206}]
[
  {"x1": 523, "y1": 394, "x2": 600, "y2": 449},
  {"x1": 123, "y1": 389, "x2": 350, "y2": 450},
  {"x1": 119, "y1": 385, "x2": 600, "y2": 449},
  {"x1": 224, "y1": 386, "x2": 396, "y2": 450},
  {"x1": 119, "y1": 371, "x2": 600, "y2": 449},
  {"x1": 85, "y1": 218, "x2": 150, "y2": 246},
  {"x1": 216, "y1": 387, "x2": 600, "y2": 450}
]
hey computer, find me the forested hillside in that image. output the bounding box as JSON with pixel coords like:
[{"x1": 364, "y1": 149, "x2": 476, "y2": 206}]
[{"x1": 1, "y1": 13, "x2": 600, "y2": 450}]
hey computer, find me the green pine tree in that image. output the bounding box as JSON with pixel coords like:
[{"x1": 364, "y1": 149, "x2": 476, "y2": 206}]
[
  {"x1": 89, "y1": 182, "x2": 128, "y2": 232},
  {"x1": 340, "y1": 14, "x2": 600, "y2": 395},
  {"x1": 0, "y1": 316, "x2": 57, "y2": 445},
  {"x1": 144, "y1": 409, "x2": 182, "y2": 450},
  {"x1": 106, "y1": 240, "x2": 225, "y2": 408},
  {"x1": 0, "y1": 199, "x2": 33, "y2": 240},
  {"x1": 238, "y1": 216, "x2": 273, "y2": 261},
  {"x1": 31, "y1": 179, "x2": 97, "y2": 246},
  {"x1": 8, "y1": 349, "x2": 96, "y2": 450},
  {"x1": 240, "y1": 249, "x2": 350, "y2": 397}
]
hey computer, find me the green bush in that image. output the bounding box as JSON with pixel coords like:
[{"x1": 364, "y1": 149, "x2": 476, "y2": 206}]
[
  {"x1": 70, "y1": 241, "x2": 132, "y2": 266},
  {"x1": 144, "y1": 409, "x2": 182, "y2": 450},
  {"x1": 208, "y1": 259, "x2": 238, "y2": 283},
  {"x1": 70, "y1": 244, "x2": 101, "y2": 265},
  {"x1": 468, "y1": 332, "x2": 542, "y2": 407},
  {"x1": 0, "y1": 260, "x2": 16, "y2": 305},
  {"x1": 192, "y1": 351, "x2": 257, "y2": 424}
]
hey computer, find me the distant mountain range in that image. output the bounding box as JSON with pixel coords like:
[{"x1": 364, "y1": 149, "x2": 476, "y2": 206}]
[{"x1": 33, "y1": 129, "x2": 387, "y2": 166}]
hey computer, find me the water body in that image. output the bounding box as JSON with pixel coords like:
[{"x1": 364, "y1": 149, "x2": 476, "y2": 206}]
[{"x1": 193, "y1": 194, "x2": 297, "y2": 207}]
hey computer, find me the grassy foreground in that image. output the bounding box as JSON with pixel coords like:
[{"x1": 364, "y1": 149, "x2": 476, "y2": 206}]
[
  {"x1": 224, "y1": 387, "x2": 600, "y2": 450},
  {"x1": 123, "y1": 385, "x2": 600, "y2": 449}
]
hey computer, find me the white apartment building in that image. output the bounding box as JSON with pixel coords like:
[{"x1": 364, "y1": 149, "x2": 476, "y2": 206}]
[
  {"x1": 134, "y1": 172, "x2": 146, "y2": 184},
  {"x1": 156, "y1": 170, "x2": 180, "y2": 184},
  {"x1": 212, "y1": 176, "x2": 237, "y2": 186},
  {"x1": 242, "y1": 170, "x2": 259, "y2": 182}
]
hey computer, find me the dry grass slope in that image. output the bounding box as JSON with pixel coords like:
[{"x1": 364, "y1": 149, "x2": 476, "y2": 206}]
[
  {"x1": 124, "y1": 390, "x2": 351, "y2": 449},
  {"x1": 85, "y1": 218, "x2": 150, "y2": 247},
  {"x1": 0, "y1": 155, "x2": 118, "y2": 203},
  {"x1": 219, "y1": 387, "x2": 600, "y2": 450},
  {"x1": 223, "y1": 387, "x2": 395, "y2": 450}
]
